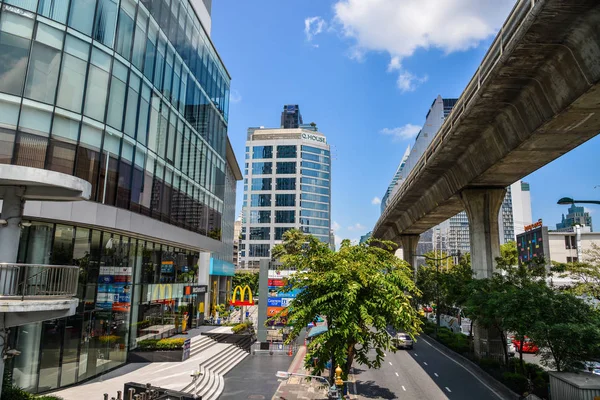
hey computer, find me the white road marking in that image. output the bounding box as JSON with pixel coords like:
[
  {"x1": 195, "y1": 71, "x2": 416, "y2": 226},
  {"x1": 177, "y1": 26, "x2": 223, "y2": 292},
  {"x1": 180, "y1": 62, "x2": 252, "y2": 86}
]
[
  {"x1": 384, "y1": 353, "x2": 387, "y2": 357},
  {"x1": 445, "y1": 387, "x2": 452, "y2": 393},
  {"x1": 395, "y1": 372, "x2": 399, "y2": 377},
  {"x1": 434, "y1": 373, "x2": 439, "y2": 377},
  {"x1": 389, "y1": 361, "x2": 393, "y2": 366},
  {"x1": 423, "y1": 362, "x2": 428, "y2": 366},
  {"x1": 414, "y1": 353, "x2": 418, "y2": 357},
  {"x1": 420, "y1": 335, "x2": 503, "y2": 400},
  {"x1": 402, "y1": 385, "x2": 406, "y2": 391}
]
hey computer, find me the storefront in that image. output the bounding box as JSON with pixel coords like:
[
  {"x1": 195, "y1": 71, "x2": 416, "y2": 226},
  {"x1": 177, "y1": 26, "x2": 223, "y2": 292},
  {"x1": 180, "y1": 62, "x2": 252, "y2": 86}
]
[{"x1": 7, "y1": 221, "x2": 202, "y2": 393}]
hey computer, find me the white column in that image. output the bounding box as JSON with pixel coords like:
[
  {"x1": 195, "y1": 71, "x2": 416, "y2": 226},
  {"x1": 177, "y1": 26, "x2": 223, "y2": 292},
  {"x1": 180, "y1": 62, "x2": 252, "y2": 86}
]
[{"x1": 0, "y1": 186, "x2": 25, "y2": 263}]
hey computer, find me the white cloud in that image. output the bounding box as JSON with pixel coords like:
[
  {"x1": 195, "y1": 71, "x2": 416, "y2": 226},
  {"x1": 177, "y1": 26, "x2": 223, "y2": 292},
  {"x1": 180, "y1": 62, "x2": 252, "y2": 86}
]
[
  {"x1": 348, "y1": 223, "x2": 366, "y2": 231},
  {"x1": 229, "y1": 89, "x2": 242, "y2": 104},
  {"x1": 332, "y1": 221, "x2": 341, "y2": 231},
  {"x1": 304, "y1": 16, "x2": 326, "y2": 42},
  {"x1": 371, "y1": 197, "x2": 381, "y2": 205},
  {"x1": 333, "y1": 0, "x2": 515, "y2": 92},
  {"x1": 585, "y1": 207, "x2": 595, "y2": 215},
  {"x1": 380, "y1": 124, "x2": 421, "y2": 142}
]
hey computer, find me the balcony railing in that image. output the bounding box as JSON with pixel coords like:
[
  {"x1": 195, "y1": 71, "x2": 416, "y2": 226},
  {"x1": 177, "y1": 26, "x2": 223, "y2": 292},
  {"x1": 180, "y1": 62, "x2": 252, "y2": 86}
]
[{"x1": 0, "y1": 263, "x2": 79, "y2": 300}]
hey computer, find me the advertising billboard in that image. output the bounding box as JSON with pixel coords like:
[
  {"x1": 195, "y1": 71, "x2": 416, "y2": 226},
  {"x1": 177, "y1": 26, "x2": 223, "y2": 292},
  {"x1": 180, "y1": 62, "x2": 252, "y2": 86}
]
[{"x1": 517, "y1": 223, "x2": 550, "y2": 267}]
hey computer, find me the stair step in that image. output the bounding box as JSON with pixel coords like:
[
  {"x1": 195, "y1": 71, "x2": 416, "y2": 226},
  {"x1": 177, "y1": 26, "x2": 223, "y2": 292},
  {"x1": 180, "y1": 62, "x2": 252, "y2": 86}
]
[
  {"x1": 217, "y1": 351, "x2": 248, "y2": 376},
  {"x1": 208, "y1": 347, "x2": 244, "y2": 372}
]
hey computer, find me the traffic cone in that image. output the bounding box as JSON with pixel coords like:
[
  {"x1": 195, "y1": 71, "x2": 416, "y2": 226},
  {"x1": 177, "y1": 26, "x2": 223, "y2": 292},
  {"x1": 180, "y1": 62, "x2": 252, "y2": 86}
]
[{"x1": 288, "y1": 345, "x2": 293, "y2": 356}]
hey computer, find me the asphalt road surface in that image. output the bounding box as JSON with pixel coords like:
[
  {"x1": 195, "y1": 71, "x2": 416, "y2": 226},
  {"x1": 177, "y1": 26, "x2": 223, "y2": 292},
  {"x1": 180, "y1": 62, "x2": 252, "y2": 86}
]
[{"x1": 353, "y1": 336, "x2": 504, "y2": 400}]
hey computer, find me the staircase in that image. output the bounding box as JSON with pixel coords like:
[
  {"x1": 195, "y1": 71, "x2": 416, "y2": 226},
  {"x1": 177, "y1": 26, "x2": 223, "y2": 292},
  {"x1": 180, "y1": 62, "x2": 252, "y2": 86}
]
[{"x1": 181, "y1": 334, "x2": 253, "y2": 400}]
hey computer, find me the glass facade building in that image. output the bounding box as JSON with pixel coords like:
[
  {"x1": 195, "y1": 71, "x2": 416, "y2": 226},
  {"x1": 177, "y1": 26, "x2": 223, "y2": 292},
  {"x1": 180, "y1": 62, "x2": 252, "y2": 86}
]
[
  {"x1": 0, "y1": 0, "x2": 241, "y2": 393},
  {"x1": 240, "y1": 119, "x2": 332, "y2": 269}
]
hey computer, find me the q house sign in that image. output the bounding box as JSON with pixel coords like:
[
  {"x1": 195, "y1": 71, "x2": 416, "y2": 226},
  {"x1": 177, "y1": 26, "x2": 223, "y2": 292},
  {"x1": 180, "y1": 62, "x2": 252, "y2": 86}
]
[{"x1": 301, "y1": 133, "x2": 326, "y2": 144}]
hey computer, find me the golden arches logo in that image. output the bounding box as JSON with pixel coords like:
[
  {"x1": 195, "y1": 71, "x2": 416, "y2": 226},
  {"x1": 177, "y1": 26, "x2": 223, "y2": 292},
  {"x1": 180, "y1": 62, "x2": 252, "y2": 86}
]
[
  {"x1": 151, "y1": 284, "x2": 173, "y2": 301},
  {"x1": 230, "y1": 285, "x2": 254, "y2": 306}
]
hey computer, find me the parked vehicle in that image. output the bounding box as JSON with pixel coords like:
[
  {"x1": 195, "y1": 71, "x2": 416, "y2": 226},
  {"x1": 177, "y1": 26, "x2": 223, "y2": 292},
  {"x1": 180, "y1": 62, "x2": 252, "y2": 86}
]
[{"x1": 511, "y1": 336, "x2": 539, "y2": 354}]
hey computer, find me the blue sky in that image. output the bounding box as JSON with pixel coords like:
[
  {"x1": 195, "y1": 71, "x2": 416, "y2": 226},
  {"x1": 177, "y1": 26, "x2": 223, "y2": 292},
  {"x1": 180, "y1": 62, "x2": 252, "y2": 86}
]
[{"x1": 211, "y1": 0, "x2": 600, "y2": 244}]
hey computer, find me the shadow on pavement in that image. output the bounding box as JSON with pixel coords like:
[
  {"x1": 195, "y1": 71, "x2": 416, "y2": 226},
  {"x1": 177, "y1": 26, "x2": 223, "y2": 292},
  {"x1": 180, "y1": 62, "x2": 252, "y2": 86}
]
[{"x1": 354, "y1": 380, "x2": 398, "y2": 399}]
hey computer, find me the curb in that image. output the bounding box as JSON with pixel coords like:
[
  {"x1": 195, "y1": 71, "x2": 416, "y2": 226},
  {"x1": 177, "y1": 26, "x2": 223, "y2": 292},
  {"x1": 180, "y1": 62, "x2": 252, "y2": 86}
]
[{"x1": 420, "y1": 334, "x2": 520, "y2": 400}]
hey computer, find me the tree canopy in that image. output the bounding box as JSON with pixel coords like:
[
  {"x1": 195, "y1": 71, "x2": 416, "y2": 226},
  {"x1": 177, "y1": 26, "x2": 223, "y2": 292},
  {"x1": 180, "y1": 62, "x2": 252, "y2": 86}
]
[{"x1": 270, "y1": 229, "x2": 421, "y2": 379}]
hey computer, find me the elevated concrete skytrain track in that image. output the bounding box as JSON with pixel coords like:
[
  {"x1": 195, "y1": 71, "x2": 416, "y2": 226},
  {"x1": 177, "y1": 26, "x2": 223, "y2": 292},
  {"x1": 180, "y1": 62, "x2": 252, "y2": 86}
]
[{"x1": 373, "y1": 0, "x2": 600, "y2": 278}]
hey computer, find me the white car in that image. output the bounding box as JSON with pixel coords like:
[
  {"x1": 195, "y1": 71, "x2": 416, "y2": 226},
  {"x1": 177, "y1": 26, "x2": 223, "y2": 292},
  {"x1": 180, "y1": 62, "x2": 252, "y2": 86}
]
[{"x1": 394, "y1": 332, "x2": 414, "y2": 350}]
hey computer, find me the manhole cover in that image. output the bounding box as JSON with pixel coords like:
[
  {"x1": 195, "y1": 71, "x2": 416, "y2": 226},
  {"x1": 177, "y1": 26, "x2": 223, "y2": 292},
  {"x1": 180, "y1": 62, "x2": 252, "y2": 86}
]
[{"x1": 248, "y1": 395, "x2": 265, "y2": 399}]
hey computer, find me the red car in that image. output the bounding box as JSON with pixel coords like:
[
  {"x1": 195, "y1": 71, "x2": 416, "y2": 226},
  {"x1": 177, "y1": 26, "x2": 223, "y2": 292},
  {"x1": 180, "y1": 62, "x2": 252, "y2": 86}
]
[{"x1": 511, "y1": 337, "x2": 539, "y2": 354}]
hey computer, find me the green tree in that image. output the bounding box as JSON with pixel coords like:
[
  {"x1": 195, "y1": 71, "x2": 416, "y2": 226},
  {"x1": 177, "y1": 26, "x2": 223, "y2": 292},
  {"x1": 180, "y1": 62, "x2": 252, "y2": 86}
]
[
  {"x1": 552, "y1": 243, "x2": 600, "y2": 301},
  {"x1": 530, "y1": 289, "x2": 600, "y2": 371},
  {"x1": 271, "y1": 230, "x2": 421, "y2": 381},
  {"x1": 232, "y1": 271, "x2": 259, "y2": 295}
]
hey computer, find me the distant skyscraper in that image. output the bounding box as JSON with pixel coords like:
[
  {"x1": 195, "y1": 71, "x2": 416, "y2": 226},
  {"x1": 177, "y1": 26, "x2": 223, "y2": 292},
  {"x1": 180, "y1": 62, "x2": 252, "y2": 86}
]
[
  {"x1": 556, "y1": 204, "x2": 593, "y2": 231},
  {"x1": 380, "y1": 95, "x2": 521, "y2": 261},
  {"x1": 509, "y1": 181, "x2": 533, "y2": 237},
  {"x1": 241, "y1": 107, "x2": 331, "y2": 268},
  {"x1": 281, "y1": 104, "x2": 304, "y2": 128},
  {"x1": 359, "y1": 231, "x2": 373, "y2": 244}
]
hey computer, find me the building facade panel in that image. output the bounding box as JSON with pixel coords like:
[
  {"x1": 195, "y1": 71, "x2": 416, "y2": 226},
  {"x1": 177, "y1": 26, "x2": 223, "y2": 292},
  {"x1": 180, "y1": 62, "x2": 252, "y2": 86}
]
[{"x1": 0, "y1": 0, "x2": 240, "y2": 393}]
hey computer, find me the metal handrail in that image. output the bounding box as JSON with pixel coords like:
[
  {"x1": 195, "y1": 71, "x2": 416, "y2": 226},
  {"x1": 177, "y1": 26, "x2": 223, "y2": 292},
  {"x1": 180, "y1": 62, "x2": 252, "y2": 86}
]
[
  {"x1": 0, "y1": 263, "x2": 80, "y2": 300},
  {"x1": 375, "y1": 0, "x2": 540, "y2": 235}
]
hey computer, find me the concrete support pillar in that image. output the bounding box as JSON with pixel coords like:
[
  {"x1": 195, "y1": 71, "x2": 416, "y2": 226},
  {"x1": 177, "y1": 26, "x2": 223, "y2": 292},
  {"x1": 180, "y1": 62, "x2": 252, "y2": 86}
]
[
  {"x1": 459, "y1": 188, "x2": 506, "y2": 279},
  {"x1": 400, "y1": 234, "x2": 420, "y2": 280},
  {"x1": 0, "y1": 186, "x2": 25, "y2": 263},
  {"x1": 197, "y1": 253, "x2": 211, "y2": 319},
  {"x1": 460, "y1": 187, "x2": 506, "y2": 361}
]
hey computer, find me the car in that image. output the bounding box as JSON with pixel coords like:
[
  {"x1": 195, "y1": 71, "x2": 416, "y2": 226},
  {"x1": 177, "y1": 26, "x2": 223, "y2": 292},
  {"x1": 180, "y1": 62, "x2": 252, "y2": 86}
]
[
  {"x1": 394, "y1": 332, "x2": 414, "y2": 350},
  {"x1": 511, "y1": 337, "x2": 539, "y2": 354},
  {"x1": 583, "y1": 361, "x2": 600, "y2": 375}
]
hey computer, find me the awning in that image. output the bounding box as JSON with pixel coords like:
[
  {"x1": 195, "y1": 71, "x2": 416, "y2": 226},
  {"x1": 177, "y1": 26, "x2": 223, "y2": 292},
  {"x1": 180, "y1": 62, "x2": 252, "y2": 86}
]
[{"x1": 308, "y1": 325, "x2": 328, "y2": 338}]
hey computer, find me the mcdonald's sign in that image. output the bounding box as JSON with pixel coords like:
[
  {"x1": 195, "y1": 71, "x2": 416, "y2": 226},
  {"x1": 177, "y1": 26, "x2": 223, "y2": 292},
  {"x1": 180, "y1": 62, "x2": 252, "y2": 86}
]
[
  {"x1": 230, "y1": 285, "x2": 254, "y2": 306},
  {"x1": 149, "y1": 284, "x2": 173, "y2": 302}
]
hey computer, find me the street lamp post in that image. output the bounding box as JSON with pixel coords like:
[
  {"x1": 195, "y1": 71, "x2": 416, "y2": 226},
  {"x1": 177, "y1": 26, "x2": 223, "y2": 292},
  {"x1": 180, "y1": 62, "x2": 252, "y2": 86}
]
[
  {"x1": 416, "y1": 253, "x2": 455, "y2": 337},
  {"x1": 557, "y1": 197, "x2": 600, "y2": 205}
]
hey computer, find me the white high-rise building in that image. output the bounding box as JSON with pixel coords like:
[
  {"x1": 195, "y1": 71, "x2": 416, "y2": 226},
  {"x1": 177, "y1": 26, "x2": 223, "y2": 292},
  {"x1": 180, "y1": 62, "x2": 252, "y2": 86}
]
[
  {"x1": 240, "y1": 106, "x2": 332, "y2": 268},
  {"x1": 381, "y1": 95, "x2": 528, "y2": 261}
]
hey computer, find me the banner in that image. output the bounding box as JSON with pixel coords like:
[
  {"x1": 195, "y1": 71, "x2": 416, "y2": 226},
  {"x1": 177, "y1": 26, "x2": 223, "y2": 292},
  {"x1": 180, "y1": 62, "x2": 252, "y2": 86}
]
[{"x1": 267, "y1": 306, "x2": 288, "y2": 317}]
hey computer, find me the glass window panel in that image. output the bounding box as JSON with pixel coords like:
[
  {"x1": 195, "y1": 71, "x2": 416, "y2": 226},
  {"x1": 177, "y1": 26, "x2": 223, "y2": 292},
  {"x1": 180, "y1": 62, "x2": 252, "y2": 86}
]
[
  {"x1": 84, "y1": 65, "x2": 110, "y2": 121},
  {"x1": 91, "y1": 47, "x2": 111, "y2": 71},
  {"x1": 275, "y1": 210, "x2": 296, "y2": 224},
  {"x1": 124, "y1": 76, "x2": 140, "y2": 138},
  {"x1": 102, "y1": 132, "x2": 120, "y2": 156},
  {"x1": 56, "y1": 54, "x2": 87, "y2": 112},
  {"x1": 35, "y1": 22, "x2": 63, "y2": 49},
  {"x1": 112, "y1": 59, "x2": 128, "y2": 82},
  {"x1": 250, "y1": 210, "x2": 271, "y2": 224},
  {"x1": 0, "y1": 99, "x2": 20, "y2": 128},
  {"x1": 250, "y1": 194, "x2": 271, "y2": 207},
  {"x1": 277, "y1": 145, "x2": 296, "y2": 158},
  {"x1": 147, "y1": 95, "x2": 159, "y2": 152},
  {"x1": 80, "y1": 123, "x2": 102, "y2": 149},
  {"x1": 251, "y1": 178, "x2": 271, "y2": 191},
  {"x1": 52, "y1": 115, "x2": 80, "y2": 142},
  {"x1": 275, "y1": 227, "x2": 294, "y2": 240},
  {"x1": 275, "y1": 193, "x2": 295, "y2": 207},
  {"x1": 0, "y1": 10, "x2": 34, "y2": 39},
  {"x1": 14, "y1": 132, "x2": 47, "y2": 168},
  {"x1": 24, "y1": 41, "x2": 61, "y2": 103},
  {"x1": 0, "y1": 26, "x2": 32, "y2": 96},
  {"x1": 5, "y1": 0, "x2": 38, "y2": 12},
  {"x1": 276, "y1": 177, "x2": 296, "y2": 190},
  {"x1": 19, "y1": 105, "x2": 52, "y2": 136},
  {"x1": 121, "y1": 139, "x2": 133, "y2": 161},
  {"x1": 47, "y1": 139, "x2": 76, "y2": 174},
  {"x1": 131, "y1": 15, "x2": 147, "y2": 70},
  {"x1": 115, "y1": 0, "x2": 135, "y2": 59},
  {"x1": 38, "y1": 0, "x2": 70, "y2": 24},
  {"x1": 251, "y1": 162, "x2": 272, "y2": 175},
  {"x1": 136, "y1": 84, "x2": 150, "y2": 146},
  {"x1": 0, "y1": 128, "x2": 16, "y2": 164},
  {"x1": 249, "y1": 227, "x2": 270, "y2": 240},
  {"x1": 75, "y1": 146, "x2": 100, "y2": 200},
  {"x1": 248, "y1": 244, "x2": 270, "y2": 258},
  {"x1": 106, "y1": 75, "x2": 126, "y2": 129},
  {"x1": 93, "y1": 0, "x2": 118, "y2": 48},
  {"x1": 276, "y1": 162, "x2": 296, "y2": 174},
  {"x1": 68, "y1": 0, "x2": 97, "y2": 35},
  {"x1": 301, "y1": 193, "x2": 329, "y2": 203},
  {"x1": 64, "y1": 34, "x2": 89, "y2": 60}
]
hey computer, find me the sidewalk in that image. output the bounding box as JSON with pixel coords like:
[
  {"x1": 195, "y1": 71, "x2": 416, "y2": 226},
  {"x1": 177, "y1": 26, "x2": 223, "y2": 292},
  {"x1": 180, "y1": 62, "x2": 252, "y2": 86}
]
[{"x1": 273, "y1": 346, "x2": 331, "y2": 400}]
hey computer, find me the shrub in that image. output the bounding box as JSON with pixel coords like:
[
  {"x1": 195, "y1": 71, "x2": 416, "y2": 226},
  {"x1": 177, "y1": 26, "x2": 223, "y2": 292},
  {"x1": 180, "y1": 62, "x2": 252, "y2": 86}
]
[
  {"x1": 479, "y1": 358, "x2": 502, "y2": 371},
  {"x1": 98, "y1": 335, "x2": 121, "y2": 345},
  {"x1": 156, "y1": 338, "x2": 186, "y2": 350},
  {"x1": 502, "y1": 372, "x2": 529, "y2": 395},
  {"x1": 231, "y1": 322, "x2": 254, "y2": 334},
  {"x1": 137, "y1": 339, "x2": 160, "y2": 350}
]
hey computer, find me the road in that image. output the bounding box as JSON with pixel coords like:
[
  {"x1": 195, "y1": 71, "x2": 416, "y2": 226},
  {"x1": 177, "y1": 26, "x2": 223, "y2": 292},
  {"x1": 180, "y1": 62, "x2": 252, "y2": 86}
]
[{"x1": 353, "y1": 336, "x2": 504, "y2": 400}]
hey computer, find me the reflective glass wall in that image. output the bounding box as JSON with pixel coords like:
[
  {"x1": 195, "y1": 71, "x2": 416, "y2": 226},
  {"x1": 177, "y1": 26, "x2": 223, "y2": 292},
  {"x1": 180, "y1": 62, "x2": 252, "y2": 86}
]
[
  {"x1": 9, "y1": 221, "x2": 201, "y2": 393},
  {"x1": 0, "y1": 0, "x2": 230, "y2": 239}
]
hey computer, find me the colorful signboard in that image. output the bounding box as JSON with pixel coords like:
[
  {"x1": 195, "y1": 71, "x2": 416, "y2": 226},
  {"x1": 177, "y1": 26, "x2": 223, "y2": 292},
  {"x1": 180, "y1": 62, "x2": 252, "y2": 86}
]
[
  {"x1": 267, "y1": 307, "x2": 288, "y2": 317},
  {"x1": 517, "y1": 226, "x2": 548, "y2": 266},
  {"x1": 210, "y1": 258, "x2": 235, "y2": 276}
]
